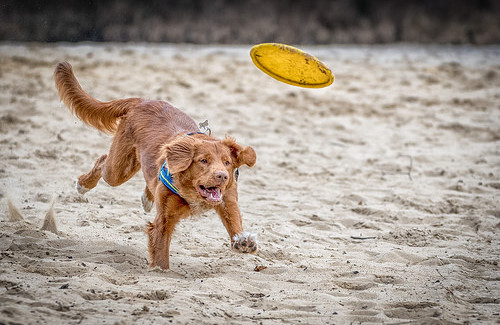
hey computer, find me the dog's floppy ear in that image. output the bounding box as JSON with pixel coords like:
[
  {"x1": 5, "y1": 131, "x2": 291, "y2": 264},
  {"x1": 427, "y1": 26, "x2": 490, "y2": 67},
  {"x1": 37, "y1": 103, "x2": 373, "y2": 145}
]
[
  {"x1": 166, "y1": 136, "x2": 197, "y2": 173},
  {"x1": 223, "y1": 136, "x2": 256, "y2": 168}
]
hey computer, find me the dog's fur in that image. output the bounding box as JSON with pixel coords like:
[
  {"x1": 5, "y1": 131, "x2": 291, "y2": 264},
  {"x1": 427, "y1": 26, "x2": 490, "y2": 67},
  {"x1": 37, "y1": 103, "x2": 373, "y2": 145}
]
[{"x1": 54, "y1": 62, "x2": 257, "y2": 269}]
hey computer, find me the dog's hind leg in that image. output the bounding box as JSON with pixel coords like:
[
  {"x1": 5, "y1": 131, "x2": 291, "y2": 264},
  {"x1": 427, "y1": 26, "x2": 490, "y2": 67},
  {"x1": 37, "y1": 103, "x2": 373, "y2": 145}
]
[
  {"x1": 141, "y1": 186, "x2": 154, "y2": 213},
  {"x1": 100, "y1": 122, "x2": 141, "y2": 187},
  {"x1": 101, "y1": 150, "x2": 140, "y2": 187},
  {"x1": 76, "y1": 154, "x2": 108, "y2": 194},
  {"x1": 77, "y1": 122, "x2": 140, "y2": 194}
]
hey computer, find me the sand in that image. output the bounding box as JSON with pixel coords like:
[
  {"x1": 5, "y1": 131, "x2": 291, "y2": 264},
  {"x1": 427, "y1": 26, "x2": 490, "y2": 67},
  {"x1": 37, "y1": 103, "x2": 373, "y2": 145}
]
[{"x1": 0, "y1": 43, "x2": 499, "y2": 324}]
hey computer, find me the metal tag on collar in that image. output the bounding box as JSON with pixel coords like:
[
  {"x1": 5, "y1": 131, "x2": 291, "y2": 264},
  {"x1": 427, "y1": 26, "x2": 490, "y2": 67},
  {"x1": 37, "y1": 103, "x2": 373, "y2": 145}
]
[
  {"x1": 187, "y1": 120, "x2": 211, "y2": 137},
  {"x1": 198, "y1": 120, "x2": 211, "y2": 135}
]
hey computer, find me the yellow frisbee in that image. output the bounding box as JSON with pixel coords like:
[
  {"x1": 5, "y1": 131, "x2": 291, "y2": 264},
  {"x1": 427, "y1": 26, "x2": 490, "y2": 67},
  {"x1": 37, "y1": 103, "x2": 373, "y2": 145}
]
[{"x1": 250, "y1": 43, "x2": 334, "y2": 88}]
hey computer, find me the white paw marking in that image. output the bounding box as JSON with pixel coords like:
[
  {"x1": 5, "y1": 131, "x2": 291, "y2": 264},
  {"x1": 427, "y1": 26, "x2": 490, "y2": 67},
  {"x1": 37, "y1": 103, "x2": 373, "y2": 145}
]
[
  {"x1": 141, "y1": 192, "x2": 153, "y2": 213},
  {"x1": 232, "y1": 232, "x2": 258, "y2": 254},
  {"x1": 75, "y1": 180, "x2": 90, "y2": 195}
]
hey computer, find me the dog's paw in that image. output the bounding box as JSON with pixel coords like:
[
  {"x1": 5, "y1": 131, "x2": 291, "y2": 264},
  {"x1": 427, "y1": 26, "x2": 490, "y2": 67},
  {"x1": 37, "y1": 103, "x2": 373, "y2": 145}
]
[
  {"x1": 75, "y1": 179, "x2": 90, "y2": 195},
  {"x1": 232, "y1": 232, "x2": 258, "y2": 254},
  {"x1": 141, "y1": 192, "x2": 153, "y2": 213}
]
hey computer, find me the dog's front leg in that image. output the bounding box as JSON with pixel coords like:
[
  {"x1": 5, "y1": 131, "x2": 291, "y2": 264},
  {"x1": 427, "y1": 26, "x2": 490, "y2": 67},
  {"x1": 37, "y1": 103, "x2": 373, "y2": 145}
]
[
  {"x1": 216, "y1": 193, "x2": 258, "y2": 254},
  {"x1": 146, "y1": 188, "x2": 188, "y2": 269}
]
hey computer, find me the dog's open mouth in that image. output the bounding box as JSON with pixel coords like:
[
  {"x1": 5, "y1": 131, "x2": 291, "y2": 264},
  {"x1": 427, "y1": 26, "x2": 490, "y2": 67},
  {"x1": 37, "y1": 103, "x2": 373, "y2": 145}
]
[{"x1": 198, "y1": 185, "x2": 222, "y2": 202}]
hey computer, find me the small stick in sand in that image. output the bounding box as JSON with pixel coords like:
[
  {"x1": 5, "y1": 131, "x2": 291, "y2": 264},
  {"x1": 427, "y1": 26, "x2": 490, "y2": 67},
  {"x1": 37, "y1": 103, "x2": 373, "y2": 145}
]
[
  {"x1": 406, "y1": 155, "x2": 414, "y2": 181},
  {"x1": 435, "y1": 269, "x2": 459, "y2": 303},
  {"x1": 350, "y1": 236, "x2": 376, "y2": 240}
]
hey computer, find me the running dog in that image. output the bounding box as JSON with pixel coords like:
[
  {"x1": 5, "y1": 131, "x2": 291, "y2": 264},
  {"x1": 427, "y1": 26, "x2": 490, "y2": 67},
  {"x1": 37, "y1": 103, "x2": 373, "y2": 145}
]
[{"x1": 54, "y1": 62, "x2": 257, "y2": 269}]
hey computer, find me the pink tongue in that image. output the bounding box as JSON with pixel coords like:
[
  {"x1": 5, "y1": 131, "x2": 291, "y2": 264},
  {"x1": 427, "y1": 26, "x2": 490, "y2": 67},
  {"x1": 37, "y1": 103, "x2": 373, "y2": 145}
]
[{"x1": 202, "y1": 187, "x2": 222, "y2": 201}]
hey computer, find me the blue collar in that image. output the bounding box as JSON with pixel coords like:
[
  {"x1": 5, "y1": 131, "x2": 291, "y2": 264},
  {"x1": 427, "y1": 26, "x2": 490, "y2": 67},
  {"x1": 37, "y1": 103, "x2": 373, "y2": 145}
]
[
  {"x1": 159, "y1": 161, "x2": 180, "y2": 196},
  {"x1": 159, "y1": 131, "x2": 239, "y2": 197},
  {"x1": 158, "y1": 132, "x2": 203, "y2": 197}
]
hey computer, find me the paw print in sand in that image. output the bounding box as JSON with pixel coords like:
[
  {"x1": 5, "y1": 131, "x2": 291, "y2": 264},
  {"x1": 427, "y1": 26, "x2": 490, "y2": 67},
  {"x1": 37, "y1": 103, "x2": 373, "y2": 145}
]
[{"x1": 232, "y1": 232, "x2": 258, "y2": 254}]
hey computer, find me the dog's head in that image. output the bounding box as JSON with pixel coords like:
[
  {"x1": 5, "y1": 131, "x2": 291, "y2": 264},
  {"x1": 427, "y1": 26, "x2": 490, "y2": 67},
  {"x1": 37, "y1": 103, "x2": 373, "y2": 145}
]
[{"x1": 164, "y1": 134, "x2": 256, "y2": 206}]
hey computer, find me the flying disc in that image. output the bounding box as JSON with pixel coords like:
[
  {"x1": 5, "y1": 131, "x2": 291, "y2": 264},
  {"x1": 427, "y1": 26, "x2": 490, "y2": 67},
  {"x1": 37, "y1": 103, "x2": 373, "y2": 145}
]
[{"x1": 250, "y1": 43, "x2": 334, "y2": 88}]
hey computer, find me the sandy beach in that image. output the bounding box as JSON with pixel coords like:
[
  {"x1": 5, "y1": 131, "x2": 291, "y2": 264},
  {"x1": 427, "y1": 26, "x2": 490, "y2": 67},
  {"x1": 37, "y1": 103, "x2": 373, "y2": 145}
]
[{"x1": 0, "y1": 43, "x2": 499, "y2": 324}]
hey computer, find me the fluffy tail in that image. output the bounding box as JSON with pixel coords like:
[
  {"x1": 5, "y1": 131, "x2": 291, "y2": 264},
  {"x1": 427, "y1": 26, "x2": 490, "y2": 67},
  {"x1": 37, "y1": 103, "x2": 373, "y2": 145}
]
[{"x1": 54, "y1": 62, "x2": 142, "y2": 134}]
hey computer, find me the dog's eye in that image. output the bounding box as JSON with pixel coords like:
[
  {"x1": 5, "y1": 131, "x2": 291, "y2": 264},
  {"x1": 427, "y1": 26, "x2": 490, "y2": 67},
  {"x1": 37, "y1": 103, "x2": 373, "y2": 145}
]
[
  {"x1": 225, "y1": 161, "x2": 230, "y2": 166},
  {"x1": 200, "y1": 158, "x2": 208, "y2": 164}
]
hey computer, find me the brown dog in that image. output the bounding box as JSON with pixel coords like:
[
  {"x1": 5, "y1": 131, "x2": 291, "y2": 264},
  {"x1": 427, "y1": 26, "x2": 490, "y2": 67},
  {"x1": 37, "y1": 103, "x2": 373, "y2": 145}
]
[{"x1": 54, "y1": 62, "x2": 257, "y2": 269}]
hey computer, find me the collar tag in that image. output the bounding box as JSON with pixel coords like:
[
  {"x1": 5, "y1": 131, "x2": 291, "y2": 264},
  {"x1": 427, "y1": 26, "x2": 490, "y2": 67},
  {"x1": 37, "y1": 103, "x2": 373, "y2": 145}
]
[{"x1": 199, "y1": 120, "x2": 211, "y2": 135}]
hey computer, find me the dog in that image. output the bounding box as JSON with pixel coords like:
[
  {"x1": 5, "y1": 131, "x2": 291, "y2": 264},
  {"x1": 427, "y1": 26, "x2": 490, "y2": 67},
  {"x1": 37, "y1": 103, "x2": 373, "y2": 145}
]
[{"x1": 54, "y1": 62, "x2": 257, "y2": 269}]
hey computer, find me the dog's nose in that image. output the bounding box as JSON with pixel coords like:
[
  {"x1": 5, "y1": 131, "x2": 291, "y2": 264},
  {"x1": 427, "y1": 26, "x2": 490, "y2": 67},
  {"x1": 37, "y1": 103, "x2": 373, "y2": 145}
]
[{"x1": 215, "y1": 171, "x2": 229, "y2": 183}]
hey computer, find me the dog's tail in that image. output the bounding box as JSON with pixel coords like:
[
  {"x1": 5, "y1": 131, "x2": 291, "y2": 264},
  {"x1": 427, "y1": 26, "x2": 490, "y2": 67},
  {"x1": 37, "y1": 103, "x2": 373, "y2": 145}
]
[{"x1": 54, "y1": 62, "x2": 142, "y2": 134}]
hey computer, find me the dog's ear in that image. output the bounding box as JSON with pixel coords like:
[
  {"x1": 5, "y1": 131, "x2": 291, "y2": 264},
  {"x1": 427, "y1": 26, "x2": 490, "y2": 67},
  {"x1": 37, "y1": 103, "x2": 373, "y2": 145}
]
[
  {"x1": 223, "y1": 136, "x2": 256, "y2": 168},
  {"x1": 166, "y1": 136, "x2": 197, "y2": 173}
]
